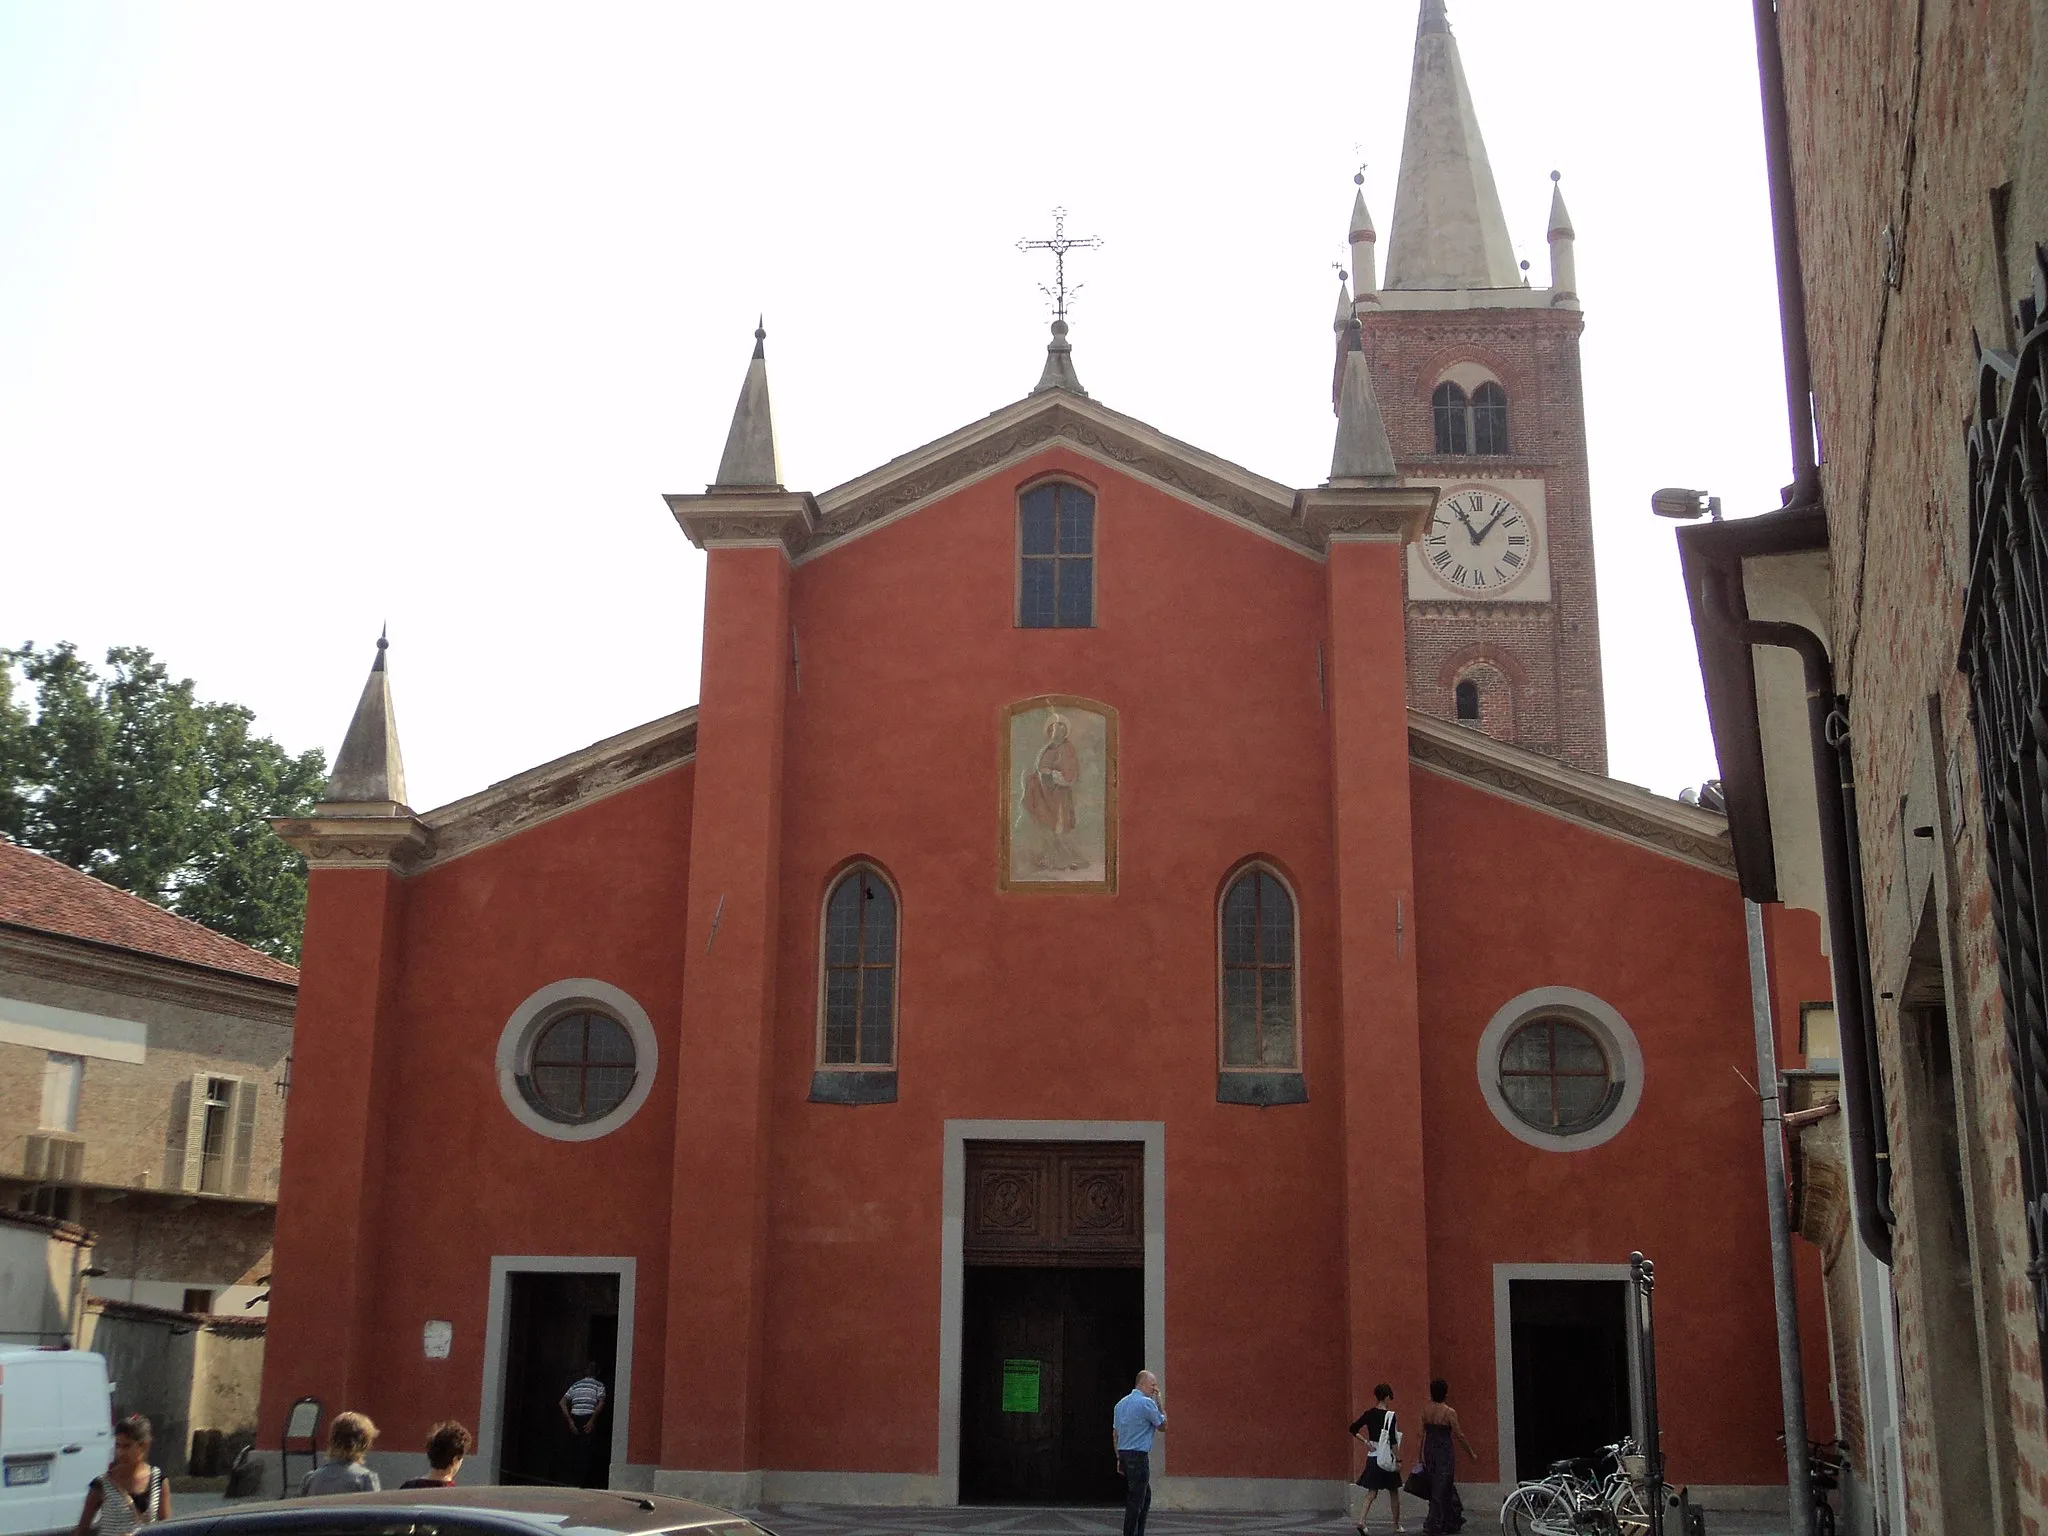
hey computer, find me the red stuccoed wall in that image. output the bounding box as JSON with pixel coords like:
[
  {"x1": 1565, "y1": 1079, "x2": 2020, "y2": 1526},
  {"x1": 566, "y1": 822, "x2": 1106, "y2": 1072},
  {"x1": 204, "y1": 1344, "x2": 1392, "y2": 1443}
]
[
  {"x1": 260, "y1": 765, "x2": 693, "y2": 1468},
  {"x1": 265, "y1": 445, "x2": 1826, "y2": 1494},
  {"x1": 757, "y1": 447, "x2": 1354, "y2": 1480},
  {"x1": 1411, "y1": 770, "x2": 1813, "y2": 1488}
]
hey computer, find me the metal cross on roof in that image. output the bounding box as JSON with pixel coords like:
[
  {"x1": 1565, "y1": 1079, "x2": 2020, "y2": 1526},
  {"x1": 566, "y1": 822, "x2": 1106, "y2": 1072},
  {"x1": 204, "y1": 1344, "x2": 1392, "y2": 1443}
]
[{"x1": 1017, "y1": 207, "x2": 1104, "y2": 321}]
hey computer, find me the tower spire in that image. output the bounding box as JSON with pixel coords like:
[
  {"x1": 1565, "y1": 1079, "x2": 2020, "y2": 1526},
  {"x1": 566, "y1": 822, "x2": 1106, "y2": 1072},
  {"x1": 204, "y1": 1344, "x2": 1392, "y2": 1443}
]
[
  {"x1": 1349, "y1": 180, "x2": 1380, "y2": 305},
  {"x1": 1384, "y1": 0, "x2": 1520, "y2": 290},
  {"x1": 712, "y1": 320, "x2": 782, "y2": 488},
  {"x1": 324, "y1": 630, "x2": 409, "y2": 808}
]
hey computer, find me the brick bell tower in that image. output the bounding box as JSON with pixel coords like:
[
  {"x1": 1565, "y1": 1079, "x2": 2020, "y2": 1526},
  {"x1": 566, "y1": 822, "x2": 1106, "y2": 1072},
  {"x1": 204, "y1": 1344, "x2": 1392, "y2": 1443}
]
[{"x1": 1339, "y1": 0, "x2": 1606, "y2": 772}]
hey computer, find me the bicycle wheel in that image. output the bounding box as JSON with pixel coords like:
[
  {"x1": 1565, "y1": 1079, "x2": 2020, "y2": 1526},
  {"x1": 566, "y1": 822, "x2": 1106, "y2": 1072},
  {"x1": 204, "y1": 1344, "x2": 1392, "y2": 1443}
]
[
  {"x1": 1605, "y1": 1477, "x2": 1650, "y2": 1536},
  {"x1": 1502, "y1": 1483, "x2": 1574, "y2": 1536},
  {"x1": 1814, "y1": 1498, "x2": 1836, "y2": 1536}
]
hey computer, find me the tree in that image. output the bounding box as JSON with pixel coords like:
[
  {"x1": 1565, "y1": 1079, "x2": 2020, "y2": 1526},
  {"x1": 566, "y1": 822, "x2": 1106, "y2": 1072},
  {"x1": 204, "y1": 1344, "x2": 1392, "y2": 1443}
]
[{"x1": 0, "y1": 644, "x2": 327, "y2": 962}]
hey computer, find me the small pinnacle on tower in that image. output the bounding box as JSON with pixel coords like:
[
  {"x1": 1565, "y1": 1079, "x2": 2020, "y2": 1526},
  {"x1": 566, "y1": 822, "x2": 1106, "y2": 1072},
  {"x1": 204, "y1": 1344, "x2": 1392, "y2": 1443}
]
[
  {"x1": 1547, "y1": 170, "x2": 1579, "y2": 307},
  {"x1": 1333, "y1": 277, "x2": 1353, "y2": 332},
  {"x1": 1032, "y1": 318, "x2": 1088, "y2": 396},
  {"x1": 1349, "y1": 179, "x2": 1380, "y2": 303}
]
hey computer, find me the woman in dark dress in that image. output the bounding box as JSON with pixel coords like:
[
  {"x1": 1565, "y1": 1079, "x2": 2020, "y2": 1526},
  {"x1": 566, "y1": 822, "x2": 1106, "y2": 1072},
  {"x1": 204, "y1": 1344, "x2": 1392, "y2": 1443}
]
[
  {"x1": 1417, "y1": 1378, "x2": 1477, "y2": 1535},
  {"x1": 1349, "y1": 1383, "x2": 1403, "y2": 1533}
]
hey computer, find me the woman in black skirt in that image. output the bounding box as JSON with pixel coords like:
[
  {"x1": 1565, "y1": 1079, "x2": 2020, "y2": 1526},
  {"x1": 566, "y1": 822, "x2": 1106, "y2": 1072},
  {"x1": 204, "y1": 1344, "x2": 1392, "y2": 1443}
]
[{"x1": 1349, "y1": 1383, "x2": 1403, "y2": 1533}]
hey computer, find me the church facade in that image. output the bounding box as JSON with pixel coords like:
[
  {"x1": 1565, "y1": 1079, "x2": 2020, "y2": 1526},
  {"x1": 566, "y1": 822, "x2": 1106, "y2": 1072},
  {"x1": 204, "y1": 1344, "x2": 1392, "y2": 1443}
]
[{"x1": 259, "y1": 4, "x2": 1824, "y2": 1511}]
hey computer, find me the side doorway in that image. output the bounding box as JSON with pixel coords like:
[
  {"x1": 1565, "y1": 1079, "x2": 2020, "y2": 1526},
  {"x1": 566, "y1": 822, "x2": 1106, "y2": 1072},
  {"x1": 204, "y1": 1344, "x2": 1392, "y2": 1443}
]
[
  {"x1": 494, "y1": 1269, "x2": 622, "y2": 1488},
  {"x1": 1504, "y1": 1275, "x2": 1634, "y2": 1482}
]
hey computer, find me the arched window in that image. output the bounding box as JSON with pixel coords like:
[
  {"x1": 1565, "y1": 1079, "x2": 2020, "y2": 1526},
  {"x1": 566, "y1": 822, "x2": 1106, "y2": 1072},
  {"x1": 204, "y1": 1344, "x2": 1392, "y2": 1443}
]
[
  {"x1": 1472, "y1": 381, "x2": 1510, "y2": 455},
  {"x1": 820, "y1": 865, "x2": 897, "y2": 1070},
  {"x1": 1455, "y1": 679, "x2": 1481, "y2": 721},
  {"x1": 1220, "y1": 867, "x2": 1298, "y2": 1071},
  {"x1": 1019, "y1": 482, "x2": 1095, "y2": 628},
  {"x1": 1431, "y1": 382, "x2": 1468, "y2": 455}
]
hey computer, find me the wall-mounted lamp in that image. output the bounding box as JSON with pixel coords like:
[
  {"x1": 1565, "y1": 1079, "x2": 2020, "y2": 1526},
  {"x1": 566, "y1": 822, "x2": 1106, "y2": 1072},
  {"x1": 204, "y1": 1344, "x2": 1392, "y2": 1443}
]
[{"x1": 1651, "y1": 487, "x2": 1723, "y2": 521}]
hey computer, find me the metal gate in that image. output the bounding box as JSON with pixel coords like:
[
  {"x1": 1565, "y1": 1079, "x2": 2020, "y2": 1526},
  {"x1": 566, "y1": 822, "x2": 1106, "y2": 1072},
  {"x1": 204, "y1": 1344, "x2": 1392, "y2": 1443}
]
[{"x1": 1959, "y1": 244, "x2": 2048, "y2": 1374}]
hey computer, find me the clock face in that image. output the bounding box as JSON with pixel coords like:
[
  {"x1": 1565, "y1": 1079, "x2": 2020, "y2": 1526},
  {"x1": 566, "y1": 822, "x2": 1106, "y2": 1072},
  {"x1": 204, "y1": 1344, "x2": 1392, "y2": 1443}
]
[{"x1": 1420, "y1": 486, "x2": 1537, "y2": 596}]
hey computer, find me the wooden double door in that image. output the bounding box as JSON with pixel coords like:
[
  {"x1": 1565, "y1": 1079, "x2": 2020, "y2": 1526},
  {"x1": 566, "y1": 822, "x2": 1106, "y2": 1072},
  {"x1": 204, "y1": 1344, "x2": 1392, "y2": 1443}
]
[{"x1": 959, "y1": 1142, "x2": 1144, "y2": 1505}]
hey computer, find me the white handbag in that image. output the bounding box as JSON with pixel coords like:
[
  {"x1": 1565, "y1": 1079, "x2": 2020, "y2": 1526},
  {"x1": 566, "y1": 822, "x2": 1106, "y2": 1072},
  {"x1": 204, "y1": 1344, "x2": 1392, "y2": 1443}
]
[{"x1": 1374, "y1": 1412, "x2": 1400, "y2": 1473}]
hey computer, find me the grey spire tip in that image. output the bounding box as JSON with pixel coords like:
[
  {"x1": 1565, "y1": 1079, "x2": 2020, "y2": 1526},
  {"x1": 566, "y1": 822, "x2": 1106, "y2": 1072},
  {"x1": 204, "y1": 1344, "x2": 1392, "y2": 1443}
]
[
  {"x1": 1329, "y1": 324, "x2": 1399, "y2": 483},
  {"x1": 713, "y1": 327, "x2": 782, "y2": 487},
  {"x1": 324, "y1": 634, "x2": 409, "y2": 807},
  {"x1": 753, "y1": 315, "x2": 766, "y2": 359},
  {"x1": 1419, "y1": 0, "x2": 1449, "y2": 34},
  {"x1": 1032, "y1": 317, "x2": 1088, "y2": 397}
]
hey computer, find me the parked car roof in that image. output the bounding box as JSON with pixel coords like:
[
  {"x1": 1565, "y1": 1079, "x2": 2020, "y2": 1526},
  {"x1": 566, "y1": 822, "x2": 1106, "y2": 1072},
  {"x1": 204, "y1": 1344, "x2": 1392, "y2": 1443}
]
[{"x1": 153, "y1": 1488, "x2": 768, "y2": 1536}]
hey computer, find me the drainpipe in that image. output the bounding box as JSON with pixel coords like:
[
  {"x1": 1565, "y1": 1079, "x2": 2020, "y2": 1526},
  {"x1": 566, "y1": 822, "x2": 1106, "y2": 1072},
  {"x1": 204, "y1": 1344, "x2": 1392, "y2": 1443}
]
[
  {"x1": 1752, "y1": 0, "x2": 1821, "y2": 500},
  {"x1": 1745, "y1": 899, "x2": 1814, "y2": 1536},
  {"x1": 1743, "y1": 619, "x2": 1895, "y2": 1265}
]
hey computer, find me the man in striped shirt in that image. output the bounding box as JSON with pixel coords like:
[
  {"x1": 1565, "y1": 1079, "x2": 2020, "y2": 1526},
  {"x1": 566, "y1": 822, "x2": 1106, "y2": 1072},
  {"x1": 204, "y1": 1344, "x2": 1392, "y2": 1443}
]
[{"x1": 558, "y1": 1365, "x2": 608, "y2": 1486}]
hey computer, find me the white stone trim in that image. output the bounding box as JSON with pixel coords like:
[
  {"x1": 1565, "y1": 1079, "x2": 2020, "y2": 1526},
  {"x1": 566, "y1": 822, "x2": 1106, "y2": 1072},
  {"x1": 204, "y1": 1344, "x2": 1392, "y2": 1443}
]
[
  {"x1": 1474, "y1": 987, "x2": 1643, "y2": 1152},
  {"x1": 476, "y1": 1254, "x2": 637, "y2": 1485},
  {"x1": 1490, "y1": 1262, "x2": 1640, "y2": 1487},
  {"x1": 939, "y1": 1120, "x2": 1166, "y2": 1497},
  {"x1": 495, "y1": 980, "x2": 658, "y2": 1142},
  {"x1": 0, "y1": 999, "x2": 147, "y2": 1063}
]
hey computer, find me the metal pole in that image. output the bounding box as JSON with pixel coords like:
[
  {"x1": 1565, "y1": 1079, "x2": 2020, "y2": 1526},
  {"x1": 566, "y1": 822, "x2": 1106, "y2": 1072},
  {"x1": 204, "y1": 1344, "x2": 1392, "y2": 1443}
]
[
  {"x1": 1631, "y1": 1253, "x2": 1665, "y2": 1536},
  {"x1": 1747, "y1": 899, "x2": 1816, "y2": 1535}
]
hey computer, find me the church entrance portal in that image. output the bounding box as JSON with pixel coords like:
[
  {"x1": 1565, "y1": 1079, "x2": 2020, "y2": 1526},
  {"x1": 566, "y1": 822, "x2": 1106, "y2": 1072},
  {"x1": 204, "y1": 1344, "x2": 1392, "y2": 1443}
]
[
  {"x1": 497, "y1": 1271, "x2": 619, "y2": 1489},
  {"x1": 959, "y1": 1141, "x2": 1144, "y2": 1504},
  {"x1": 1507, "y1": 1278, "x2": 1632, "y2": 1481}
]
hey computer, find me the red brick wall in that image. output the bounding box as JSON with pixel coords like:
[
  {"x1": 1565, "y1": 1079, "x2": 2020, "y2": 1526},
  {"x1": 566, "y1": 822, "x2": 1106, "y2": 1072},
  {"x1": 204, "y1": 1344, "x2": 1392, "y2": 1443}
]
[{"x1": 1363, "y1": 306, "x2": 1608, "y2": 774}]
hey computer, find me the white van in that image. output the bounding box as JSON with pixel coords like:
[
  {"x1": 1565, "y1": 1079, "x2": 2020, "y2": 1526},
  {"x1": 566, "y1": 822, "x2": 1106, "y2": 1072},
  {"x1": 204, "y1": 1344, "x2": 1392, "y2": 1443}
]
[{"x1": 0, "y1": 1351, "x2": 112, "y2": 1536}]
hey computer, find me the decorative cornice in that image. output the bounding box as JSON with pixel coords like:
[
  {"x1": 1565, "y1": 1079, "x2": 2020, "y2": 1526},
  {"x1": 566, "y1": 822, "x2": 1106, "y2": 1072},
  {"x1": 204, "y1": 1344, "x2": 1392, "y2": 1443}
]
[
  {"x1": 269, "y1": 813, "x2": 432, "y2": 875},
  {"x1": 1295, "y1": 483, "x2": 1438, "y2": 544},
  {"x1": 418, "y1": 708, "x2": 697, "y2": 870},
  {"x1": 665, "y1": 489, "x2": 818, "y2": 554},
  {"x1": 1406, "y1": 711, "x2": 1736, "y2": 876},
  {"x1": 0, "y1": 928, "x2": 296, "y2": 1025},
  {"x1": 800, "y1": 393, "x2": 1311, "y2": 561}
]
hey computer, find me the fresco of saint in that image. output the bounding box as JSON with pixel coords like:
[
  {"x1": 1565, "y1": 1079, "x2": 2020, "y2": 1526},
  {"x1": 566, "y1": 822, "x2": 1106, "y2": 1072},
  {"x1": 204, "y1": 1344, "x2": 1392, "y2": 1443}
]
[{"x1": 1004, "y1": 699, "x2": 1115, "y2": 890}]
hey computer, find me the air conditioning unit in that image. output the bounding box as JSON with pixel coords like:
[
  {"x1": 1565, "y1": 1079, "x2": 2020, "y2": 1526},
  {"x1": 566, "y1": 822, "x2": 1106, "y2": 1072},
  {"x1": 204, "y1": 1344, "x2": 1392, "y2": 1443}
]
[{"x1": 24, "y1": 1133, "x2": 85, "y2": 1185}]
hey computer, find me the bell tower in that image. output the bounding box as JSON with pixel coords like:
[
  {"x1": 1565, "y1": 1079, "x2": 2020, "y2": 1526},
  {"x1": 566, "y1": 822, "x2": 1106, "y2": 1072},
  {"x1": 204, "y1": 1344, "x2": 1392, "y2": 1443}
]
[{"x1": 1344, "y1": 0, "x2": 1606, "y2": 773}]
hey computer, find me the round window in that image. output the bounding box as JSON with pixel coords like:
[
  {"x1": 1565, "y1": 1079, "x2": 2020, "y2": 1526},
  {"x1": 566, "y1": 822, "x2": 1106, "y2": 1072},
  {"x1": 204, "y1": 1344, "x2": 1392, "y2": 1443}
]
[
  {"x1": 522, "y1": 1009, "x2": 637, "y2": 1123},
  {"x1": 1498, "y1": 1016, "x2": 1620, "y2": 1133}
]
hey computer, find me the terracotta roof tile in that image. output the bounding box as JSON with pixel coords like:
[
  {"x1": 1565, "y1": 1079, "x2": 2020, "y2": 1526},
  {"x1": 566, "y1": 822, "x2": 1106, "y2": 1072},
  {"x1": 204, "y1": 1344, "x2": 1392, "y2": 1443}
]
[{"x1": 0, "y1": 839, "x2": 298, "y2": 988}]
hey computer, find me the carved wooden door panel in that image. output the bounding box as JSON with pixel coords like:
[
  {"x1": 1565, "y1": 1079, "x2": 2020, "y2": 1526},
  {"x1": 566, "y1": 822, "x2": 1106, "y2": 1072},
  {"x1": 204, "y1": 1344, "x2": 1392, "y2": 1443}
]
[{"x1": 965, "y1": 1142, "x2": 1142, "y2": 1266}]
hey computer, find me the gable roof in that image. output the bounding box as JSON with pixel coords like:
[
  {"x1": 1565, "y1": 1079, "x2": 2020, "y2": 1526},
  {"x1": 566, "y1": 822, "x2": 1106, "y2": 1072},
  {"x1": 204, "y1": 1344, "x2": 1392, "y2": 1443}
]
[
  {"x1": 0, "y1": 839, "x2": 299, "y2": 987},
  {"x1": 794, "y1": 390, "x2": 1312, "y2": 563}
]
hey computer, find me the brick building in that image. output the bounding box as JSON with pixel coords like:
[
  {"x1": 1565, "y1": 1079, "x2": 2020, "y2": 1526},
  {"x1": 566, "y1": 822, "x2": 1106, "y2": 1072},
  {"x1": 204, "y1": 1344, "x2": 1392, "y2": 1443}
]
[
  {"x1": 256, "y1": 3, "x2": 1828, "y2": 1509},
  {"x1": 1673, "y1": 1, "x2": 2048, "y2": 1532},
  {"x1": 0, "y1": 838, "x2": 295, "y2": 1318}
]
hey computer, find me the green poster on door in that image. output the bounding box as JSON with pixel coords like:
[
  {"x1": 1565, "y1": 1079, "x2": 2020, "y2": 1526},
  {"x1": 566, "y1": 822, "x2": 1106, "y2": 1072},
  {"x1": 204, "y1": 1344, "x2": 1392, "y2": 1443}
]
[{"x1": 1001, "y1": 1358, "x2": 1042, "y2": 1413}]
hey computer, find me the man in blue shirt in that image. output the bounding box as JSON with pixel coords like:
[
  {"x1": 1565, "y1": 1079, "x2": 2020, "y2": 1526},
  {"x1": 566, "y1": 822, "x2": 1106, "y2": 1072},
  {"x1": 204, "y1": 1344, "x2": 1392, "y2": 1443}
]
[{"x1": 1111, "y1": 1369, "x2": 1166, "y2": 1536}]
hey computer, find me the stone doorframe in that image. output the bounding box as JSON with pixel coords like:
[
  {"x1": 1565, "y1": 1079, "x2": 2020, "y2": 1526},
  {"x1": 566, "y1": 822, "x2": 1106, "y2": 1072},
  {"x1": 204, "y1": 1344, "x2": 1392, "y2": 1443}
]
[
  {"x1": 476, "y1": 1254, "x2": 639, "y2": 1486},
  {"x1": 1490, "y1": 1261, "x2": 1640, "y2": 1487},
  {"x1": 939, "y1": 1120, "x2": 1166, "y2": 1500}
]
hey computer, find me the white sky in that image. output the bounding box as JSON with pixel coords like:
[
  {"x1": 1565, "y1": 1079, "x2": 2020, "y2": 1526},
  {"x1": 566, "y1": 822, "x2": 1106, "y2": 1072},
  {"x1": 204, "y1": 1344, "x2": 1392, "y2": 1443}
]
[{"x1": 1, "y1": 2, "x2": 1788, "y2": 812}]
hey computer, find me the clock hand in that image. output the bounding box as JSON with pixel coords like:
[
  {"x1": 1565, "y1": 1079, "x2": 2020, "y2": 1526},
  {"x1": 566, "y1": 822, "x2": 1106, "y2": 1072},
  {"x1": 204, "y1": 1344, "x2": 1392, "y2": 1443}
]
[
  {"x1": 1473, "y1": 508, "x2": 1507, "y2": 542},
  {"x1": 1452, "y1": 506, "x2": 1481, "y2": 544}
]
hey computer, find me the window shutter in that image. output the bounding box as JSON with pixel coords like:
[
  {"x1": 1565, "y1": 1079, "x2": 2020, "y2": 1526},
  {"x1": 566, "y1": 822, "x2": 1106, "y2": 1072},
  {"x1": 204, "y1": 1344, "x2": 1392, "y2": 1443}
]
[
  {"x1": 180, "y1": 1071, "x2": 210, "y2": 1193},
  {"x1": 163, "y1": 1079, "x2": 192, "y2": 1189},
  {"x1": 229, "y1": 1079, "x2": 257, "y2": 1196}
]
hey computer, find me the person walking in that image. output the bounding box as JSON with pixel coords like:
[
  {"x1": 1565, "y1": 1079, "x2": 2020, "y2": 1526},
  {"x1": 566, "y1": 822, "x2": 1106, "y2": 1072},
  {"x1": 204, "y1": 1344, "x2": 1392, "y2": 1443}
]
[
  {"x1": 298, "y1": 1412, "x2": 381, "y2": 1495},
  {"x1": 74, "y1": 1415, "x2": 168, "y2": 1535},
  {"x1": 1111, "y1": 1368, "x2": 1167, "y2": 1536},
  {"x1": 1349, "y1": 1384, "x2": 1403, "y2": 1533},
  {"x1": 398, "y1": 1422, "x2": 472, "y2": 1489},
  {"x1": 558, "y1": 1363, "x2": 608, "y2": 1487},
  {"x1": 1416, "y1": 1379, "x2": 1476, "y2": 1535}
]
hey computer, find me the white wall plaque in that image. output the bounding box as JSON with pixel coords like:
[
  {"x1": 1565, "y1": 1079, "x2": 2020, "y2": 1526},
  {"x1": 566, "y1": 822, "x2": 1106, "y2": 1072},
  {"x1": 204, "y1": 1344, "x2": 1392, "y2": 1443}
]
[{"x1": 423, "y1": 1319, "x2": 453, "y2": 1359}]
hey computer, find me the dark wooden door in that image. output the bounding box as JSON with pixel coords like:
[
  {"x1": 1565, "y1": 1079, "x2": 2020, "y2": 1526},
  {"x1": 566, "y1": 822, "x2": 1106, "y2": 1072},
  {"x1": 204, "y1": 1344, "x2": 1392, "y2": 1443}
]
[{"x1": 960, "y1": 1267, "x2": 1142, "y2": 1504}]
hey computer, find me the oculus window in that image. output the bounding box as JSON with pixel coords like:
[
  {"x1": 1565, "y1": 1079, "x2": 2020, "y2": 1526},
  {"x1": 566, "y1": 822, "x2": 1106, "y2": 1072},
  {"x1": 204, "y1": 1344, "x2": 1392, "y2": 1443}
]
[
  {"x1": 524, "y1": 1010, "x2": 637, "y2": 1124},
  {"x1": 495, "y1": 980, "x2": 659, "y2": 1142},
  {"x1": 1019, "y1": 483, "x2": 1095, "y2": 628},
  {"x1": 1498, "y1": 1017, "x2": 1618, "y2": 1134},
  {"x1": 1475, "y1": 988, "x2": 1643, "y2": 1151}
]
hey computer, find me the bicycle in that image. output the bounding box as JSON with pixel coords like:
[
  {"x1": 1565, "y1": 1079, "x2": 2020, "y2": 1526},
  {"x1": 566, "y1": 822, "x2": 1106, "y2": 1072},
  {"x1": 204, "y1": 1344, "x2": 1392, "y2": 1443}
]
[{"x1": 1500, "y1": 1438, "x2": 1647, "y2": 1536}]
